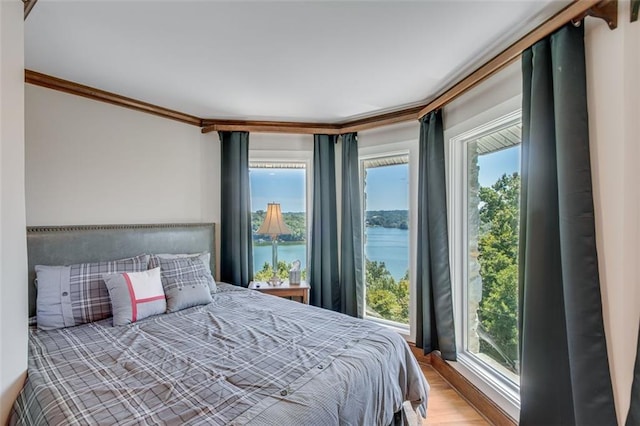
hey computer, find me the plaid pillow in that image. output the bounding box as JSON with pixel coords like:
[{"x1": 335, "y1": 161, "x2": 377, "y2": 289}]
[
  {"x1": 149, "y1": 252, "x2": 212, "y2": 274},
  {"x1": 148, "y1": 252, "x2": 215, "y2": 291},
  {"x1": 36, "y1": 254, "x2": 150, "y2": 330},
  {"x1": 151, "y1": 255, "x2": 214, "y2": 312}
]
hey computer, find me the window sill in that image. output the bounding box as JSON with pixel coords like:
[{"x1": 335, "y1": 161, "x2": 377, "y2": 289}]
[{"x1": 450, "y1": 353, "x2": 520, "y2": 420}]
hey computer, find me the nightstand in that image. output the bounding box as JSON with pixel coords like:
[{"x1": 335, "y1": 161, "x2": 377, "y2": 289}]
[{"x1": 248, "y1": 280, "x2": 310, "y2": 304}]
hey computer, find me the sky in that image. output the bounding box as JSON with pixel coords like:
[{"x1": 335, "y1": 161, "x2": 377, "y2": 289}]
[
  {"x1": 364, "y1": 164, "x2": 408, "y2": 211},
  {"x1": 250, "y1": 168, "x2": 306, "y2": 213},
  {"x1": 477, "y1": 145, "x2": 520, "y2": 187},
  {"x1": 249, "y1": 145, "x2": 520, "y2": 214}
]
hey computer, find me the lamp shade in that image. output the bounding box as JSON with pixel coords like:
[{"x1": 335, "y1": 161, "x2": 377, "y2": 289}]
[{"x1": 256, "y1": 203, "x2": 292, "y2": 237}]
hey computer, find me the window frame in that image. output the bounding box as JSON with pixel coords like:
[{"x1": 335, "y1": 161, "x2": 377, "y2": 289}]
[
  {"x1": 359, "y1": 140, "x2": 419, "y2": 342},
  {"x1": 446, "y1": 96, "x2": 522, "y2": 419},
  {"x1": 248, "y1": 150, "x2": 313, "y2": 279}
]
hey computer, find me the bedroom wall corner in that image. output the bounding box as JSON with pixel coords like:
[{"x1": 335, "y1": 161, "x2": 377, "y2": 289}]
[
  {"x1": 586, "y1": 3, "x2": 640, "y2": 423},
  {"x1": 0, "y1": 0, "x2": 28, "y2": 422},
  {"x1": 201, "y1": 130, "x2": 221, "y2": 280}
]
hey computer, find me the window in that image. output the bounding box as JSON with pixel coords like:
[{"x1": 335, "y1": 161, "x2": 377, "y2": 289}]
[
  {"x1": 450, "y1": 110, "x2": 522, "y2": 401},
  {"x1": 249, "y1": 163, "x2": 307, "y2": 281},
  {"x1": 361, "y1": 154, "x2": 411, "y2": 330}
]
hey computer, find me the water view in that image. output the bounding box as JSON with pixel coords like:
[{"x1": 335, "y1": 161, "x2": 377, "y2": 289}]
[
  {"x1": 253, "y1": 226, "x2": 409, "y2": 280},
  {"x1": 364, "y1": 227, "x2": 409, "y2": 280},
  {"x1": 253, "y1": 243, "x2": 308, "y2": 272}
]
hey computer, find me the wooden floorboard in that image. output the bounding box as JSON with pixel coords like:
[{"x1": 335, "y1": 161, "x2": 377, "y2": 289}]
[{"x1": 421, "y1": 363, "x2": 491, "y2": 425}]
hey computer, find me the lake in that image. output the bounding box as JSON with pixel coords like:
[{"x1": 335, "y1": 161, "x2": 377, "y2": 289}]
[{"x1": 253, "y1": 226, "x2": 409, "y2": 280}]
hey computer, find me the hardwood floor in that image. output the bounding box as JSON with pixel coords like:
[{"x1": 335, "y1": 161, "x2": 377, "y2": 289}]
[{"x1": 420, "y1": 363, "x2": 490, "y2": 425}]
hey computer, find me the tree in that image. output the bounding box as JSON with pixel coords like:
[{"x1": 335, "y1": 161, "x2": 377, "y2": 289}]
[
  {"x1": 476, "y1": 172, "x2": 520, "y2": 373},
  {"x1": 254, "y1": 260, "x2": 306, "y2": 282},
  {"x1": 365, "y1": 210, "x2": 409, "y2": 229},
  {"x1": 365, "y1": 259, "x2": 409, "y2": 324},
  {"x1": 365, "y1": 260, "x2": 395, "y2": 291}
]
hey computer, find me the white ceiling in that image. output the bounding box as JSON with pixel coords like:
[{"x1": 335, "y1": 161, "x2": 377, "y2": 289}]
[{"x1": 25, "y1": 0, "x2": 571, "y2": 123}]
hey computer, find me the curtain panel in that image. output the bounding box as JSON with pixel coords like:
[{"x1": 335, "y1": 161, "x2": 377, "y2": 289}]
[
  {"x1": 519, "y1": 23, "x2": 616, "y2": 425},
  {"x1": 310, "y1": 134, "x2": 340, "y2": 311},
  {"x1": 626, "y1": 322, "x2": 640, "y2": 425},
  {"x1": 415, "y1": 110, "x2": 457, "y2": 361},
  {"x1": 219, "y1": 131, "x2": 253, "y2": 287},
  {"x1": 340, "y1": 132, "x2": 364, "y2": 318}
]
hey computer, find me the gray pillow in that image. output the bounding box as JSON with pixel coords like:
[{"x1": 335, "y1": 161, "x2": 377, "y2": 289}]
[
  {"x1": 36, "y1": 254, "x2": 150, "y2": 330},
  {"x1": 149, "y1": 252, "x2": 216, "y2": 291},
  {"x1": 103, "y1": 267, "x2": 167, "y2": 326},
  {"x1": 151, "y1": 255, "x2": 213, "y2": 312},
  {"x1": 150, "y1": 252, "x2": 212, "y2": 273}
]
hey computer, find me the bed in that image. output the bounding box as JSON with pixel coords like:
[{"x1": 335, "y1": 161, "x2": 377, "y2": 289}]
[{"x1": 10, "y1": 223, "x2": 429, "y2": 425}]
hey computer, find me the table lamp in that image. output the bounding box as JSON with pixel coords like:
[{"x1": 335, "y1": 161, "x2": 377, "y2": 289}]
[{"x1": 256, "y1": 203, "x2": 291, "y2": 285}]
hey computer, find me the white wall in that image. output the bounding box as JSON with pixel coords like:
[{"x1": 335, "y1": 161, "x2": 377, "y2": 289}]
[
  {"x1": 25, "y1": 85, "x2": 219, "y2": 226},
  {"x1": 0, "y1": 0, "x2": 28, "y2": 422},
  {"x1": 445, "y1": 60, "x2": 521, "y2": 131},
  {"x1": 359, "y1": 121, "x2": 419, "y2": 148},
  {"x1": 249, "y1": 133, "x2": 312, "y2": 152},
  {"x1": 586, "y1": 3, "x2": 640, "y2": 422}
]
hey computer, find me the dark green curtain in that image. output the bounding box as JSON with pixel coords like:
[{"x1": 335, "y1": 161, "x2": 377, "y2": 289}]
[
  {"x1": 310, "y1": 134, "x2": 340, "y2": 311},
  {"x1": 219, "y1": 131, "x2": 253, "y2": 287},
  {"x1": 626, "y1": 324, "x2": 640, "y2": 425},
  {"x1": 415, "y1": 110, "x2": 457, "y2": 361},
  {"x1": 519, "y1": 23, "x2": 616, "y2": 425},
  {"x1": 340, "y1": 132, "x2": 363, "y2": 317}
]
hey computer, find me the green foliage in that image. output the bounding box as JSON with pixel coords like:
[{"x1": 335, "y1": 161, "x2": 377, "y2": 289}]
[
  {"x1": 252, "y1": 211, "x2": 306, "y2": 243},
  {"x1": 365, "y1": 210, "x2": 408, "y2": 229},
  {"x1": 254, "y1": 260, "x2": 307, "y2": 282},
  {"x1": 365, "y1": 259, "x2": 409, "y2": 324},
  {"x1": 477, "y1": 172, "x2": 520, "y2": 373}
]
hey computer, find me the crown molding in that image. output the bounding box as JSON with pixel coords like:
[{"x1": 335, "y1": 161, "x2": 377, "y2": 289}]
[
  {"x1": 25, "y1": 70, "x2": 202, "y2": 127},
  {"x1": 338, "y1": 105, "x2": 425, "y2": 133},
  {"x1": 24, "y1": 0, "x2": 37, "y2": 19},
  {"x1": 24, "y1": 1, "x2": 615, "y2": 135},
  {"x1": 201, "y1": 119, "x2": 341, "y2": 135}
]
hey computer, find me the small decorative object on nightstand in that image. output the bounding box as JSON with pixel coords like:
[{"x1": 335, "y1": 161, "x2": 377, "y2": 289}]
[
  {"x1": 289, "y1": 260, "x2": 301, "y2": 284},
  {"x1": 249, "y1": 280, "x2": 310, "y2": 304}
]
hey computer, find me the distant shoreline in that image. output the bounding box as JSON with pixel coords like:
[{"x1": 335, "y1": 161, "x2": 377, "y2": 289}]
[
  {"x1": 253, "y1": 223, "x2": 409, "y2": 245},
  {"x1": 252, "y1": 210, "x2": 410, "y2": 245},
  {"x1": 253, "y1": 241, "x2": 306, "y2": 247}
]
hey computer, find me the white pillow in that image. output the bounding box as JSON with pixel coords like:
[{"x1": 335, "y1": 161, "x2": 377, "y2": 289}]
[{"x1": 103, "y1": 267, "x2": 166, "y2": 326}]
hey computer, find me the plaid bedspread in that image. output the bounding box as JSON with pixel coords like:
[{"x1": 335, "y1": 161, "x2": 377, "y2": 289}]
[{"x1": 11, "y1": 284, "x2": 429, "y2": 425}]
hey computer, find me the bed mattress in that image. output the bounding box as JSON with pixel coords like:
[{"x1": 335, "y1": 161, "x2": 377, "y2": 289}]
[{"x1": 11, "y1": 284, "x2": 428, "y2": 425}]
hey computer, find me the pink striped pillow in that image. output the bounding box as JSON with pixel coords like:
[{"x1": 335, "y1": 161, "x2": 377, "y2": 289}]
[{"x1": 103, "y1": 267, "x2": 166, "y2": 326}]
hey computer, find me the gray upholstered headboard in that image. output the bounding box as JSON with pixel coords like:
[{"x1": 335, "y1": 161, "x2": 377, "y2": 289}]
[{"x1": 27, "y1": 223, "x2": 216, "y2": 317}]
